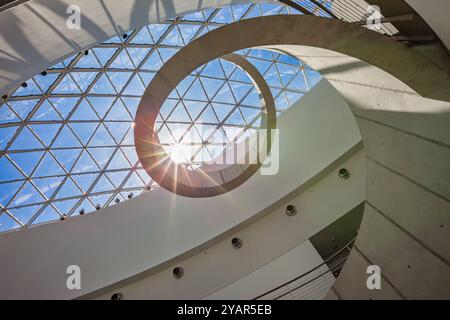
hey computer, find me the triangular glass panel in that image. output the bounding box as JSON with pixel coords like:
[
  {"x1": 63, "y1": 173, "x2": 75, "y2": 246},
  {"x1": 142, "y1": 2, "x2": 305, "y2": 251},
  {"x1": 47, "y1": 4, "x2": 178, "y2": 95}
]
[
  {"x1": 110, "y1": 50, "x2": 135, "y2": 69},
  {"x1": 89, "y1": 193, "x2": 113, "y2": 208},
  {"x1": 229, "y1": 81, "x2": 253, "y2": 102},
  {"x1": 240, "y1": 107, "x2": 261, "y2": 124},
  {"x1": 200, "y1": 77, "x2": 224, "y2": 100},
  {"x1": 178, "y1": 24, "x2": 201, "y2": 44},
  {"x1": 104, "y1": 121, "x2": 131, "y2": 144},
  {"x1": 69, "y1": 122, "x2": 98, "y2": 145},
  {"x1": 0, "y1": 212, "x2": 21, "y2": 232},
  {"x1": 108, "y1": 71, "x2": 133, "y2": 93},
  {"x1": 0, "y1": 104, "x2": 20, "y2": 124},
  {"x1": 182, "y1": 11, "x2": 205, "y2": 22},
  {"x1": 31, "y1": 205, "x2": 61, "y2": 225},
  {"x1": 247, "y1": 57, "x2": 273, "y2": 75},
  {"x1": 0, "y1": 157, "x2": 24, "y2": 182},
  {"x1": 69, "y1": 99, "x2": 99, "y2": 121},
  {"x1": 9, "y1": 151, "x2": 44, "y2": 176},
  {"x1": 275, "y1": 92, "x2": 289, "y2": 110},
  {"x1": 220, "y1": 60, "x2": 236, "y2": 78},
  {"x1": 120, "y1": 146, "x2": 139, "y2": 166},
  {"x1": 126, "y1": 47, "x2": 149, "y2": 67},
  {"x1": 7, "y1": 99, "x2": 39, "y2": 120},
  {"x1": 33, "y1": 152, "x2": 66, "y2": 177},
  {"x1": 9, "y1": 204, "x2": 43, "y2": 225},
  {"x1": 232, "y1": 4, "x2": 251, "y2": 20},
  {"x1": 141, "y1": 50, "x2": 164, "y2": 71},
  {"x1": 224, "y1": 108, "x2": 246, "y2": 126},
  {"x1": 91, "y1": 174, "x2": 115, "y2": 193},
  {"x1": 52, "y1": 125, "x2": 83, "y2": 148},
  {"x1": 12, "y1": 79, "x2": 41, "y2": 97},
  {"x1": 72, "y1": 150, "x2": 99, "y2": 173},
  {"x1": 243, "y1": 4, "x2": 261, "y2": 19},
  {"x1": 175, "y1": 75, "x2": 196, "y2": 98},
  {"x1": 92, "y1": 47, "x2": 118, "y2": 66},
  {"x1": 87, "y1": 147, "x2": 115, "y2": 169},
  {"x1": 247, "y1": 48, "x2": 274, "y2": 61},
  {"x1": 148, "y1": 24, "x2": 170, "y2": 42},
  {"x1": 105, "y1": 100, "x2": 133, "y2": 121},
  {"x1": 34, "y1": 73, "x2": 59, "y2": 93},
  {"x1": 161, "y1": 26, "x2": 184, "y2": 46},
  {"x1": 72, "y1": 173, "x2": 98, "y2": 193},
  {"x1": 71, "y1": 198, "x2": 96, "y2": 216},
  {"x1": 241, "y1": 88, "x2": 262, "y2": 107},
  {"x1": 229, "y1": 68, "x2": 252, "y2": 84},
  {"x1": 89, "y1": 73, "x2": 116, "y2": 94},
  {"x1": 88, "y1": 124, "x2": 116, "y2": 147},
  {"x1": 305, "y1": 69, "x2": 322, "y2": 88},
  {"x1": 105, "y1": 170, "x2": 129, "y2": 188},
  {"x1": 30, "y1": 124, "x2": 61, "y2": 147},
  {"x1": 0, "y1": 126, "x2": 18, "y2": 149},
  {"x1": 213, "y1": 83, "x2": 236, "y2": 104},
  {"x1": 11, "y1": 182, "x2": 45, "y2": 207},
  {"x1": 197, "y1": 105, "x2": 219, "y2": 124},
  {"x1": 0, "y1": 180, "x2": 24, "y2": 207},
  {"x1": 212, "y1": 7, "x2": 234, "y2": 23},
  {"x1": 122, "y1": 74, "x2": 146, "y2": 96},
  {"x1": 167, "y1": 104, "x2": 191, "y2": 122},
  {"x1": 53, "y1": 198, "x2": 81, "y2": 216},
  {"x1": 131, "y1": 27, "x2": 153, "y2": 44},
  {"x1": 71, "y1": 71, "x2": 98, "y2": 92},
  {"x1": 277, "y1": 63, "x2": 298, "y2": 87},
  {"x1": 49, "y1": 97, "x2": 79, "y2": 119},
  {"x1": 74, "y1": 52, "x2": 101, "y2": 68},
  {"x1": 183, "y1": 100, "x2": 207, "y2": 120},
  {"x1": 261, "y1": 3, "x2": 283, "y2": 16},
  {"x1": 121, "y1": 97, "x2": 140, "y2": 117},
  {"x1": 107, "y1": 149, "x2": 131, "y2": 170},
  {"x1": 52, "y1": 149, "x2": 80, "y2": 172},
  {"x1": 31, "y1": 100, "x2": 62, "y2": 121},
  {"x1": 158, "y1": 47, "x2": 179, "y2": 63},
  {"x1": 286, "y1": 91, "x2": 304, "y2": 106},
  {"x1": 157, "y1": 124, "x2": 176, "y2": 144},
  {"x1": 212, "y1": 103, "x2": 235, "y2": 122},
  {"x1": 264, "y1": 65, "x2": 283, "y2": 88},
  {"x1": 139, "y1": 71, "x2": 155, "y2": 87},
  {"x1": 123, "y1": 171, "x2": 145, "y2": 188},
  {"x1": 55, "y1": 178, "x2": 83, "y2": 200},
  {"x1": 87, "y1": 96, "x2": 116, "y2": 119},
  {"x1": 9, "y1": 126, "x2": 44, "y2": 151},
  {"x1": 33, "y1": 176, "x2": 65, "y2": 199},
  {"x1": 53, "y1": 74, "x2": 81, "y2": 94},
  {"x1": 287, "y1": 73, "x2": 309, "y2": 92},
  {"x1": 200, "y1": 60, "x2": 225, "y2": 79},
  {"x1": 277, "y1": 53, "x2": 301, "y2": 66}
]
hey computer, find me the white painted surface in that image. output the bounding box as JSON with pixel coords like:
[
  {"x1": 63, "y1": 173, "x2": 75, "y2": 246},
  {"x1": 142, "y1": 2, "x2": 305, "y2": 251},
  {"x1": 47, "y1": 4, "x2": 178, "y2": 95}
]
[
  {"x1": 205, "y1": 240, "x2": 330, "y2": 300},
  {"x1": 93, "y1": 149, "x2": 364, "y2": 300},
  {"x1": 405, "y1": 0, "x2": 450, "y2": 49},
  {"x1": 0, "y1": 80, "x2": 363, "y2": 299}
]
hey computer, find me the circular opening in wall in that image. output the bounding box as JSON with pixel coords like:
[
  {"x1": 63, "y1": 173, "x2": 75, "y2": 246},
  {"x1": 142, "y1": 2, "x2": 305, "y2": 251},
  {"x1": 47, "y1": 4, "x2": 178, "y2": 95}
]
[
  {"x1": 173, "y1": 267, "x2": 184, "y2": 279},
  {"x1": 231, "y1": 237, "x2": 243, "y2": 249},
  {"x1": 135, "y1": 52, "x2": 276, "y2": 198},
  {"x1": 285, "y1": 204, "x2": 297, "y2": 216},
  {"x1": 111, "y1": 293, "x2": 123, "y2": 300},
  {"x1": 338, "y1": 168, "x2": 350, "y2": 179}
]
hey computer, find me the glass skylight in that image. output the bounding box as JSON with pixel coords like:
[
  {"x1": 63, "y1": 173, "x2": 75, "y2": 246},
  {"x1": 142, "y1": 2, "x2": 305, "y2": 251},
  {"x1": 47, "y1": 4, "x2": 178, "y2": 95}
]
[{"x1": 0, "y1": 2, "x2": 322, "y2": 233}]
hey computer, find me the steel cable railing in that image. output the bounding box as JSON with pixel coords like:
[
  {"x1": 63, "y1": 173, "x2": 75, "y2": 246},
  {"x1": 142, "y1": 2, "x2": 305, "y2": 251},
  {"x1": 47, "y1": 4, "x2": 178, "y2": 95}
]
[{"x1": 253, "y1": 238, "x2": 355, "y2": 300}]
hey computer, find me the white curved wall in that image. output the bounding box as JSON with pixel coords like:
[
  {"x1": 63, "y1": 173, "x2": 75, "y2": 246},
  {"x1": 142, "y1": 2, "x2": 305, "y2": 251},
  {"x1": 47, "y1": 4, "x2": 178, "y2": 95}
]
[{"x1": 0, "y1": 79, "x2": 363, "y2": 299}]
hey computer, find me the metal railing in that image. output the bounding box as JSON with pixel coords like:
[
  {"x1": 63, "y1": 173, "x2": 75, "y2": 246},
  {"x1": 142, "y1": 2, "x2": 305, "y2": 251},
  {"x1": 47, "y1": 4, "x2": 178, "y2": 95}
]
[{"x1": 253, "y1": 238, "x2": 355, "y2": 300}]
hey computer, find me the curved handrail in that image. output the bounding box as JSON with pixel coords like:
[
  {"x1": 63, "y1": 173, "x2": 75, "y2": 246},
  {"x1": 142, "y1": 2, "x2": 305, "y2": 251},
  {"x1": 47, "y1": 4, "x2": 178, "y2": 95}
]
[{"x1": 253, "y1": 237, "x2": 355, "y2": 300}]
